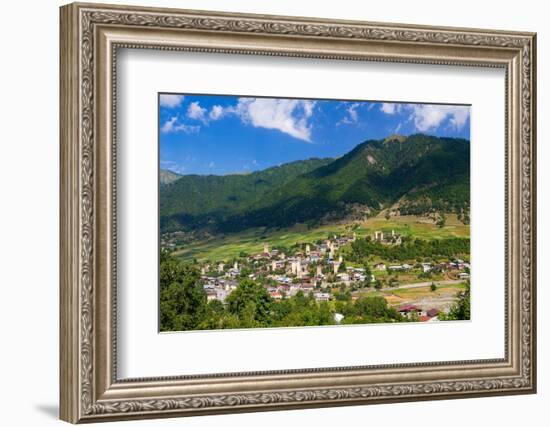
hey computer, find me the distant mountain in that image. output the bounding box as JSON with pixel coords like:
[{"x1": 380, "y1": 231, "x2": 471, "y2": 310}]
[
  {"x1": 160, "y1": 169, "x2": 183, "y2": 185},
  {"x1": 160, "y1": 158, "x2": 334, "y2": 232},
  {"x1": 160, "y1": 134, "x2": 470, "y2": 233}
]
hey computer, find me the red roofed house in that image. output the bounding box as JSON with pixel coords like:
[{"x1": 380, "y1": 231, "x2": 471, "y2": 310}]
[
  {"x1": 398, "y1": 304, "x2": 422, "y2": 319},
  {"x1": 269, "y1": 291, "x2": 283, "y2": 300}
]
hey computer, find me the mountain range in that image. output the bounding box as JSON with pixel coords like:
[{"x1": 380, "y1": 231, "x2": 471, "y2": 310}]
[{"x1": 160, "y1": 134, "x2": 470, "y2": 234}]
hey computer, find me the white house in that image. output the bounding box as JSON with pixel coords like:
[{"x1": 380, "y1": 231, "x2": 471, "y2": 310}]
[
  {"x1": 314, "y1": 292, "x2": 330, "y2": 302},
  {"x1": 374, "y1": 263, "x2": 386, "y2": 271}
]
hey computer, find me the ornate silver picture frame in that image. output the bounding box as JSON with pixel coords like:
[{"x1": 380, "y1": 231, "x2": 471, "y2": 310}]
[{"x1": 60, "y1": 2, "x2": 536, "y2": 423}]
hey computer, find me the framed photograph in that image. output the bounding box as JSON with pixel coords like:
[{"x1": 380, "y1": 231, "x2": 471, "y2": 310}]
[{"x1": 60, "y1": 2, "x2": 537, "y2": 423}]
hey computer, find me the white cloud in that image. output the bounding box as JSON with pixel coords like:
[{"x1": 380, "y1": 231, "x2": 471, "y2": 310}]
[
  {"x1": 380, "y1": 103, "x2": 401, "y2": 114},
  {"x1": 159, "y1": 94, "x2": 184, "y2": 108},
  {"x1": 209, "y1": 105, "x2": 224, "y2": 120},
  {"x1": 338, "y1": 102, "x2": 361, "y2": 125},
  {"x1": 447, "y1": 107, "x2": 470, "y2": 130},
  {"x1": 233, "y1": 98, "x2": 316, "y2": 142},
  {"x1": 303, "y1": 101, "x2": 315, "y2": 117},
  {"x1": 160, "y1": 116, "x2": 200, "y2": 134},
  {"x1": 163, "y1": 97, "x2": 317, "y2": 141},
  {"x1": 409, "y1": 104, "x2": 470, "y2": 131},
  {"x1": 379, "y1": 102, "x2": 470, "y2": 133},
  {"x1": 187, "y1": 101, "x2": 208, "y2": 122},
  {"x1": 348, "y1": 104, "x2": 359, "y2": 122}
]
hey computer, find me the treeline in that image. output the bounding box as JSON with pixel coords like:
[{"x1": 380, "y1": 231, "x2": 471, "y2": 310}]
[
  {"x1": 397, "y1": 179, "x2": 470, "y2": 225},
  {"x1": 398, "y1": 195, "x2": 470, "y2": 221},
  {"x1": 347, "y1": 237, "x2": 470, "y2": 263},
  {"x1": 439, "y1": 282, "x2": 470, "y2": 321},
  {"x1": 159, "y1": 158, "x2": 333, "y2": 233},
  {"x1": 160, "y1": 252, "x2": 404, "y2": 331}
]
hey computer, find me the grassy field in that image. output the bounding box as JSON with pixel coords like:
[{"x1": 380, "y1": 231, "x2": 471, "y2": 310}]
[
  {"x1": 384, "y1": 283, "x2": 466, "y2": 298},
  {"x1": 362, "y1": 282, "x2": 467, "y2": 309},
  {"x1": 370, "y1": 269, "x2": 448, "y2": 284},
  {"x1": 173, "y1": 214, "x2": 470, "y2": 262}
]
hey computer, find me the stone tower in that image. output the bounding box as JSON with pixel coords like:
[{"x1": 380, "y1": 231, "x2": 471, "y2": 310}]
[{"x1": 291, "y1": 260, "x2": 298, "y2": 275}]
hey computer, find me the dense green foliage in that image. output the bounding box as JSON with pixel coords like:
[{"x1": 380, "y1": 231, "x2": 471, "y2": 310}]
[
  {"x1": 332, "y1": 291, "x2": 404, "y2": 324},
  {"x1": 160, "y1": 158, "x2": 333, "y2": 232},
  {"x1": 347, "y1": 237, "x2": 470, "y2": 262},
  {"x1": 159, "y1": 251, "x2": 207, "y2": 331},
  {"x1": 439, "y1": 282, "x2": 471, "y2": 321},
  {"x1": 160, "y1": 134, "x2": 470, "y2": 234},
  {"x1": 159, "y1": 253, "x2": 405, "y2": 331}
]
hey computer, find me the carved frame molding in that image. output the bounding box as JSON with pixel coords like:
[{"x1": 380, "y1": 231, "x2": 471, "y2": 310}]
[{"x1": 60, "y1": 2, "x2": 536, "y2": 423}]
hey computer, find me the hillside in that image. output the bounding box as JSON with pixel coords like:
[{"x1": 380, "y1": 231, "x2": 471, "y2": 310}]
[
  {"x1": 160, "y1": 157, "x2": 334, "y2": 232},
  {"x1": 160, "y1": 134, "x2": 470, "y2": 233}
]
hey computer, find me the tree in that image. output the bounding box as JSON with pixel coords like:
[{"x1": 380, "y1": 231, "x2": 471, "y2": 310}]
[
  {"x1": 430, "y1": 283, "x2": 437, "y2": 292},
  {"x1": 343, "y1": 296, "x2": 402, "y2": 324},
  {"x1": 239, "y1": 267, "x2": 253, "y2": 278},
  {"x1": 436, "y1": 213, "x2": 447, "y2": 228},
  {"x1": 198, "y1": 300, "x2": 240, "y2": 330},
  {"x1": 226, "y1": 279, "x2": 274, "y2": 325},
  {"x1": 338, "y1": 261, "x2": 347, "y2": 272},
  {"x1": 355, "y1": 296, "x2": 387, "y2": 318},
  {"x1": 317, "y1": 302, "x2": 334, "y2": 325},
  {"x1": 439, "y1": 282, "x2": 470, "y2": 320},
  {"x1": 363, "y1": 264, "x2": 372, "y2": 278},
  {"x1": 160, "y1": 253, "x2": 207, "y2": 331},
  {"x1": 335, "y1": 289, "x2": 351, "y2": 302}
]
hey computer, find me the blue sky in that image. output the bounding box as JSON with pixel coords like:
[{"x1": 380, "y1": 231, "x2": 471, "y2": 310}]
[{"x1": 159, "y1": 93, "x2": 470, "y2": 176}]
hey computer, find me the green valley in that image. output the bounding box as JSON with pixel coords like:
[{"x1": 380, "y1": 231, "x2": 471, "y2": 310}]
[{"x1": 159, "y1": 133, "x2": 471, "y2": 331}]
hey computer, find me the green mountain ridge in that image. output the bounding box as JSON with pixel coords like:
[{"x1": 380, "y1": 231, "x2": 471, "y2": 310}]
[
  {"x1": 160, "y1": 157, "x2": 334, "y2": 231},
  {"x1": 160, "y1": 134, "x2": 470, "y2": 234}
]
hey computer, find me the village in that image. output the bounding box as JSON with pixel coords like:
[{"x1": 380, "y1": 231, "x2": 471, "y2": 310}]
[{"x1": 182, "y1": 229, "x2": 471, "y2": 322}]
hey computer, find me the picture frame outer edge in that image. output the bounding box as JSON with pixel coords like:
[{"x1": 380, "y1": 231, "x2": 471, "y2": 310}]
[
  {"x1": 60, "y1": 3, "x2": 81, "y2": 424},
  {"x1": 58, "y1": 1, "x2": 538, "y2": 423}
]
